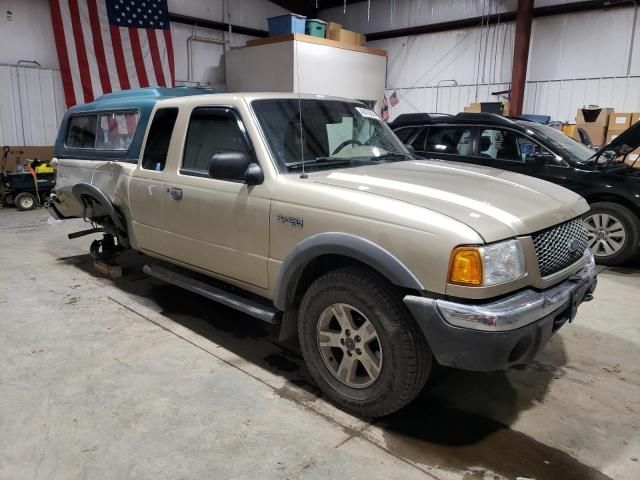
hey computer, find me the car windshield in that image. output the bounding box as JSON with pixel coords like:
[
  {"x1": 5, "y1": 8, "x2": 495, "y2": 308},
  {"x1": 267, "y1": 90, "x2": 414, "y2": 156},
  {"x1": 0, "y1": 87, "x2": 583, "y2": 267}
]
[
  {"x1": 251, "y1": 99, "x2": 411, "y2": 172},
  {"x1": 521, "y1": 122, "x2": 595, "y2": 163}
]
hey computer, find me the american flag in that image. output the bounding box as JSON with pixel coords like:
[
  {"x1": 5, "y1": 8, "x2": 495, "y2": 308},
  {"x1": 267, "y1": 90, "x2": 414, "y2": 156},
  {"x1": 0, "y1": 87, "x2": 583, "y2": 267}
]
[
  {"x1": 50, "y1": 0, "x2": 175, "y2": 108},
  {"x1": 389, "y1": 91, "x2": 399, "y2": 107},
  {"x1": 381, "y1": 95, "x2": 390, "y2": 122}
]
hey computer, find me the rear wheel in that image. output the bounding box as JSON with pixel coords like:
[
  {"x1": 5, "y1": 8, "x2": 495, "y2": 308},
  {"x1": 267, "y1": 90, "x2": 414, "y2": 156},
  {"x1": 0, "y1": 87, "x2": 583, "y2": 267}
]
[
  {"x1": 583, "y1": 202, "x2": 640, "y2": 265},
  {"x1": 298, "y1": 266, "x2": 432, "y2": 417},
  {"x1": 15, "y1": 192, "x2": 37, "y2": 211}
]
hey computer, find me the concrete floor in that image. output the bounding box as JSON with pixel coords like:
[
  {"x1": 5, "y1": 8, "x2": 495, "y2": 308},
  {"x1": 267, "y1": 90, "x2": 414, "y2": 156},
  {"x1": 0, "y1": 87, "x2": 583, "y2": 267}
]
[{"x1": 1, "y1": 209, "x2": 639, "y2": 480}]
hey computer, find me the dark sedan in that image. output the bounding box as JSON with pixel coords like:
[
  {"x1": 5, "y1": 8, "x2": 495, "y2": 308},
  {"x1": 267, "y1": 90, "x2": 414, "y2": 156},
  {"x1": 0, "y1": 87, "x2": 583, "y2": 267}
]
[{"x1": 391, "y1": 113, "x2": 640, "y2": 265}]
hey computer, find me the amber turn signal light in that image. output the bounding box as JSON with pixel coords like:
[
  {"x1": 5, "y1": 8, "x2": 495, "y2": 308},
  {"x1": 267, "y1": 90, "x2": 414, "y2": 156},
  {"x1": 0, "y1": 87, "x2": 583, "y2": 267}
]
[{"x1": 448, "y1": 247, "x2": 483, "y2": 286}]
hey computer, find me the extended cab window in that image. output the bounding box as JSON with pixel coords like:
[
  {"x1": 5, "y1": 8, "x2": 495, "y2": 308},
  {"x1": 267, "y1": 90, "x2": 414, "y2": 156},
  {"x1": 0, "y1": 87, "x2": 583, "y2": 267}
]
[
  {"x1": 142, "y1": 108, "x2": 178, "y2": 171},
  {"x1": 425, "y1": 126, "x2": 472, "y2": 155},
  {"x1": 182, "y1": 108, "x2": 250, "y2": 175}
]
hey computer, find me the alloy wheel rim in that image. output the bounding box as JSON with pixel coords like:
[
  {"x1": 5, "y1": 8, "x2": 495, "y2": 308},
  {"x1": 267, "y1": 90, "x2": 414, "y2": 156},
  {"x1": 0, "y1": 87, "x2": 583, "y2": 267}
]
[
  {"x1": 316, "y1": 303, "x2": 383, "y2": 389},
  {"x1": 583, "y1": 214, "x2": 627, "y2": 257}
]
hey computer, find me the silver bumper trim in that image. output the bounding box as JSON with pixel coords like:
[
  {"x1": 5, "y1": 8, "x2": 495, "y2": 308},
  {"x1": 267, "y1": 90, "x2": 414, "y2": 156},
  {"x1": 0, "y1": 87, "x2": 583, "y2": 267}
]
[{"x1": 430, "y1": 249, "x2": 596, "y2": 332}]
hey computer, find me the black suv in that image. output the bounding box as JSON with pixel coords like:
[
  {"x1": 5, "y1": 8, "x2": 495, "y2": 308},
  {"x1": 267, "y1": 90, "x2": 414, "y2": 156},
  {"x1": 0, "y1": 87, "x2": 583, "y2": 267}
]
[{"x1": 390, "y1": 113, "x2": 640, "y2": 265}]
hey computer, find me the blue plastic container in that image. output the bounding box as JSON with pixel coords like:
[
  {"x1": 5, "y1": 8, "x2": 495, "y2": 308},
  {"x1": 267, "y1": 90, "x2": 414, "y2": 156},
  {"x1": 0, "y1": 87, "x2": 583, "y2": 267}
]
[{"x1": 267, "y1": 14, "x2": 306, "y2": 36}]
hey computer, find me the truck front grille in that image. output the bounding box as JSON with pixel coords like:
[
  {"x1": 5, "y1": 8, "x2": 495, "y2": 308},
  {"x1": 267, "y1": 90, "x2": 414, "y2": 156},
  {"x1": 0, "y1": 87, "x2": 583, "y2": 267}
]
[{"x1": 532, "y1": 219, "x2": 588, "y2": 277}]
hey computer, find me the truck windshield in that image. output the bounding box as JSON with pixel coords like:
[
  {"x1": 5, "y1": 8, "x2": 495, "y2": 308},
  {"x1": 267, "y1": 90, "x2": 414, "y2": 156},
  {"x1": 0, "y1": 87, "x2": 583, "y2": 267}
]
[
  {"x1": 251, "y1": 99, "x2": 410, "y2": 172},
  {"x1": 523, "y1": 123, "x2": 595, "y2": 164}
]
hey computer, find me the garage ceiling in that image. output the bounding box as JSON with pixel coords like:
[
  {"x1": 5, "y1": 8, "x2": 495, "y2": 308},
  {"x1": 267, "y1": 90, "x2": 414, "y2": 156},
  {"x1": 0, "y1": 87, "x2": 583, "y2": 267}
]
[{"x1": 269, "y1": 0, "x2": 364, "y2": 17}]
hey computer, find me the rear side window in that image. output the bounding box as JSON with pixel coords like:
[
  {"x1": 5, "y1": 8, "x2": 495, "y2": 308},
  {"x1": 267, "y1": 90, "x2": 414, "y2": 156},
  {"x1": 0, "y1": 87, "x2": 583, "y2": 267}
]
[
  {"x1": 142, "y1": 108, "x2": 178, "y2": 171},
  {"x1": 66, "y1": 115, "x2": 97, "y2": 148},
  {"x1": 65, "y1": 110, "x2": 139, "y2": 150},
  {"x1": 425, "y1": 126, "x2": 473, "y2": 155},
  {"x1": 477, "y1": 128, "x2": 534, "y2": 162},
  {"x1": 182, "y1": 108, "x2": 250, "y2": 174}
]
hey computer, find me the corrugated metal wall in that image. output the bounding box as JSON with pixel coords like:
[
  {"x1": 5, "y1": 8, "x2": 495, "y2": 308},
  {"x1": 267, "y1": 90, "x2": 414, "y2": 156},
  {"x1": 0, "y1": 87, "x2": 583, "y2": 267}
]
[
  {"x1": 323, "y1": 0, "x2": 640, "y2": 122},
  {"x1": 385, "y1": 76, "x2": 640, "y2": 122},
  {"x1": 0, "y1": 64, "x2": 66, "y2": 146}
]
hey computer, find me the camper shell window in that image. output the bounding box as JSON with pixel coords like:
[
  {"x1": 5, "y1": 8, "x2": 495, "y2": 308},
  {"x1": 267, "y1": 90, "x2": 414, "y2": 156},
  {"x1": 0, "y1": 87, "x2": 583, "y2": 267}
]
[{"x1": 65, "y1": 111, "x2": 140, "y2": 151}]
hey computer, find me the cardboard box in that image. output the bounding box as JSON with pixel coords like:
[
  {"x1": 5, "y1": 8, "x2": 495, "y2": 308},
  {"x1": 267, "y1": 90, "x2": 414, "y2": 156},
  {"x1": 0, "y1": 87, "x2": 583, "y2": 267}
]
[
  {"x1": 331, "y1": 28, "x2": 361, "y2": 45},
  {"x1": 464, "y1": 102, "x2": 482, "y2": 113},
  {"x1": 606, "y1": 131, "x2": 621, "y2": 144},
  {"x1": 625, "y1": 156, "x2": 640, "y2": 168},
  {"x1": 632, "y1": 112, "x2": 640, "y2": 125},
  {"x1": 2, "y1": 146, "x2": 54, "y2": 173},
  {"x1": 576, "y1": 107, "x2": 613, "y2": 127},
  {"x1": 463, "y1": 101, "x2": 509, "y2": 115},
  {"x1": 563, "y1": 124, "x2": 576, "y2": 138},
  {"x1": 326, "y1": 22, "x2": 342, "y2": 40},
  {"x1": 608, "y1": 112, "x2": 632, "y2": 131},
  {"x1": 572, "y1": 126, "x2": 607, "y2": 146}
]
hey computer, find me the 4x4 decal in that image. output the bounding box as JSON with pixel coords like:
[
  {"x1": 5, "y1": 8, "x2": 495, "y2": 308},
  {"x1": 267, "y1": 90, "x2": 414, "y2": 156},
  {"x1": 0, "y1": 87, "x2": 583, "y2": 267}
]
[{"x1": 277, "y1": 215, "x2": 304, "y2": 229}]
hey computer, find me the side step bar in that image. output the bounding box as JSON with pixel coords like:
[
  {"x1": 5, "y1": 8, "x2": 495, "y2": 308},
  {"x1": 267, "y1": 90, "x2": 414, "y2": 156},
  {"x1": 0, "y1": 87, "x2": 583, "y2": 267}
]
[{"x1": 143, "y1": 264, "x2": 281, "y2": 325}]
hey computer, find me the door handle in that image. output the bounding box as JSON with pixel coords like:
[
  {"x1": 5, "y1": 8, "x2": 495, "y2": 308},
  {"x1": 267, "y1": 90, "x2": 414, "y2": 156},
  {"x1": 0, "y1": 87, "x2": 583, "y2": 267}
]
[{"x1": 167, "y1": 187, "x2": 183, "y2": 201}]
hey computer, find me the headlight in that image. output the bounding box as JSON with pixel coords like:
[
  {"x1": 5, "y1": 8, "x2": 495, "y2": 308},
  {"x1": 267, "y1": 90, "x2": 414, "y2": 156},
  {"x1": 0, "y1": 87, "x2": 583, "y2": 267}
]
[{"x1": 448, "y1": 239, "x2": 526, "y2": 287}]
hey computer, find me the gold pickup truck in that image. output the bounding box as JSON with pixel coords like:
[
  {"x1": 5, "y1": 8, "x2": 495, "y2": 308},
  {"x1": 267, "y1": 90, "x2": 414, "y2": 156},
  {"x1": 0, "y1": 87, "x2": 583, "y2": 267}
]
[{"x1": 48, "y1": 88, "x2": 597, "y2": 417}]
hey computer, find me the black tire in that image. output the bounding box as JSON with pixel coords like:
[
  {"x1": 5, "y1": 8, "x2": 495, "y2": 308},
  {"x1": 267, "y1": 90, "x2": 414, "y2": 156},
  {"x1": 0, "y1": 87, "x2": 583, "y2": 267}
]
[
  {"x1": 298, "y1": 266, "x2": 432, "y2": 417},
  {"x1": 14, "y1": 192, "x2": 37, "y2": 211},
  {"x1": 583, "y1": 202, "x2": 640, "y2": 266}
]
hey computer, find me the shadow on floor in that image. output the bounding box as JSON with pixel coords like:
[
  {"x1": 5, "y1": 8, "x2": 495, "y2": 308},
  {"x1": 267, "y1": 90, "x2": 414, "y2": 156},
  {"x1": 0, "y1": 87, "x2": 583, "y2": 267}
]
[{"x1": 59, "y1": 251, "x2": 612, "y2": 480}]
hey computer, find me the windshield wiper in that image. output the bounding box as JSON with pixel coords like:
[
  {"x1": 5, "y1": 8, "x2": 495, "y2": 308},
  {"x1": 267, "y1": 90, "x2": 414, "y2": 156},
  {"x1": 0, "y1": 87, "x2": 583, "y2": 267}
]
[
  {"x1": 286, "y1": 157, "x2": 369, "y2": 171},
  {"x1": 373, "y1": 152, "x2": 416, "y2": 161},
  {"x1": 286, "y1": 153, "x2": 415, "y2": 172}
]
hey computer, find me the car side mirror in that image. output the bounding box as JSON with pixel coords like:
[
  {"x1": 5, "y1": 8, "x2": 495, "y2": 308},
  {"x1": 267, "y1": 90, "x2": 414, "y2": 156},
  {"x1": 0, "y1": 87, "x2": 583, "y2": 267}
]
[
  {"x1": 526, "y1": 151, "x2": 554, "y2": 166},
  {"x1": 208, "y1": 152, "x2": 263, "y2": 185}
]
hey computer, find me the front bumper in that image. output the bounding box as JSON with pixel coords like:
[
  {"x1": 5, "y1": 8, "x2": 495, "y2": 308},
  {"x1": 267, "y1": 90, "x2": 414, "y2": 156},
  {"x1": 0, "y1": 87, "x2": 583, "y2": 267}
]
[{"x1": 404, "y1": 250, "x2": 597, "y2": 371}]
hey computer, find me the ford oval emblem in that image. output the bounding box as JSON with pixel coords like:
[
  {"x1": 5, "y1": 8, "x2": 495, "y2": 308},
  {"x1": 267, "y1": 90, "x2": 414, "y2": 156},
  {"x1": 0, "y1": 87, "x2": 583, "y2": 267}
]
[{"x1": 567, "y1": 239, "x2": 582, "y2": 256}]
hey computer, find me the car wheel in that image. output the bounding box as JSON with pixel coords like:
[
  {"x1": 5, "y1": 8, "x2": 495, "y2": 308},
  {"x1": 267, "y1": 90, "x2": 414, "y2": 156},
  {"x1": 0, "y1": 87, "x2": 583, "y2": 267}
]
[
  {"x1": 14, "y1": 192, "x2": 37, "y2": 211},
  {"x1": 583, "y1": 202, "x2": 640, "y2": 266},
  {"x1": 298, "y1": 266, "x2": 432, "y2": 417}
]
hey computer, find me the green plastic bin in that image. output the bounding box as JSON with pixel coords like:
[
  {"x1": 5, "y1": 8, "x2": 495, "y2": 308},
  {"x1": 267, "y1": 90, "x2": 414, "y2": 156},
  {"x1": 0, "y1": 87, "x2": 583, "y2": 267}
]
[{"x1": 305, "y1": 19, "x2": 326, "y2": 38}]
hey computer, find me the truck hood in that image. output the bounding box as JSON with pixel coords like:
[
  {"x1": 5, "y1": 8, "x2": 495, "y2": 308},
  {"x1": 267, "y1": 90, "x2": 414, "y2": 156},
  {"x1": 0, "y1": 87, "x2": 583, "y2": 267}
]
[{"x1": 311, "y1": 159, "x2": 589, "y2": 242}]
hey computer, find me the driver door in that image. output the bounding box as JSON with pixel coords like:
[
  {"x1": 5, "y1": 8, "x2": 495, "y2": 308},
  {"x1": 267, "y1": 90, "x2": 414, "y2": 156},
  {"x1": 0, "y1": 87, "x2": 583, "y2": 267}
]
[{"x1": 160, "y1": 106, "x2": 271, "y2": 289}]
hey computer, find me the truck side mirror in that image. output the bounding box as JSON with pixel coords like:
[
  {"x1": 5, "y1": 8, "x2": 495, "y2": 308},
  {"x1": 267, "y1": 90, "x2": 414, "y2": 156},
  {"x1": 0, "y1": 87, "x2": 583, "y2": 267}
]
[{"x1": 208, "y1": 152, "x2": 263, "y2": 185}]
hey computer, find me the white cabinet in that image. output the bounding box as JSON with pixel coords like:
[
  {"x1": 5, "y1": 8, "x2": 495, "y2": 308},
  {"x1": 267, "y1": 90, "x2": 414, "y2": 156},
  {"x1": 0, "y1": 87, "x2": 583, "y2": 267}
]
[{"x1": 226, "y1": 35, "x2": 387, "y2": 112}]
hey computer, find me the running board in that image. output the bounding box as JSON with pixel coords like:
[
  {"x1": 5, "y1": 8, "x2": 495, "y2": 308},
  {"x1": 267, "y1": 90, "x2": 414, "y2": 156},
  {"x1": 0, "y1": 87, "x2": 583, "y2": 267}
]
[{"x1": 143, "y1": 264, "x2": 281, "y2": 325}]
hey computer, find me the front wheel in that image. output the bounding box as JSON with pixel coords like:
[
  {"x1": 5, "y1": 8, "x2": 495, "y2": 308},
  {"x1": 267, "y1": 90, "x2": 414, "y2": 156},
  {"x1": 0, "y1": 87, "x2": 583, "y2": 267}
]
[
  {"x1": 298, "y1": 266, "x2": 432, "y2": 417},
  {"x1": 583, "y1": 202, "x2": 640, "y2": 266}
]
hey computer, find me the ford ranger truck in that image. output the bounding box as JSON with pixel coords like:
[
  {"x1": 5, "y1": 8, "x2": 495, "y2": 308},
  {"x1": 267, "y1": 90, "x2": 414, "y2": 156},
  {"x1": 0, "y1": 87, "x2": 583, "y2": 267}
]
[{"x1": 48, "y1": 88, "x2": 597, "y2": 417}]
